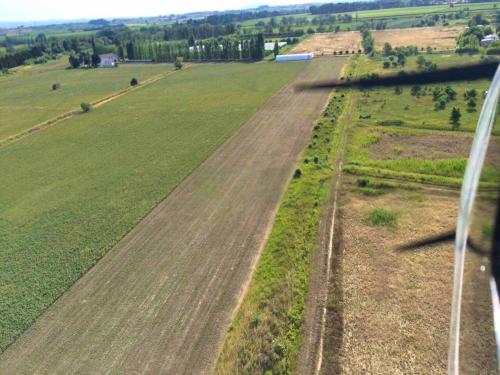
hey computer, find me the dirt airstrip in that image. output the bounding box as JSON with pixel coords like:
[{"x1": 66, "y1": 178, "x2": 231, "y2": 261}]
[{"x1": 0, "y1": 57, "x2": 346, "y2": 374}]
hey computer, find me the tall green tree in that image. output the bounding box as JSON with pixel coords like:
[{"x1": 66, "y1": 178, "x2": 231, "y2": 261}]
[
  {"x1": 273, "y1": 41, "x2": 279, "y2": 57},
  {"x1": 450, "y1": 107, "x2": 461, "y2": 129}
]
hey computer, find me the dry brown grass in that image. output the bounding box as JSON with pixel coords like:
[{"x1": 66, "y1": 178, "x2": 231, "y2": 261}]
[
  {"x1": 370, "y1": 132, "x2": 473, "y2": 160},
  {"x1": 291, "y1": 26, "x2": 464, "y2": 56},
  {"x1": 373, "y1": 26, "x2": 464, "y2": 50},
  {"x1": 320, "y1": 179, "x2": 497, "y2": 374},
  {"x1": 329, "y1": 186, "x2": 456, "y2": 374},
  {"x1": 291, "y1": 32, "x2": 362, "y2": 56}
]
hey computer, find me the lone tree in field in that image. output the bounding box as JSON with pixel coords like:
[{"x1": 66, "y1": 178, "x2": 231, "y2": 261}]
[
  {"x1": 174, "y1": 57, "x2": 183, "y2": 70},
  {"x1": 130, "y1": 78, "x2": 138, "y2": 86},
  {"x1": 81, "y1": 102, "x2": 91, "y2": 113},
  {"x1": 383, "y1": 42, "x2": 393, "y2": 56},
  {"x1": 467, "y1": 98, "x2": 477, "y2": 112},
  {"x1": 417, "y1": 55, "x2": 426, "y2": 69},
  {"x1": 450, "y1": 107, "x2": 461, "y2": 129}
]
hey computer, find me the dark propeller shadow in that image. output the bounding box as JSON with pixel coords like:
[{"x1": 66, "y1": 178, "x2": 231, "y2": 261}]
[{"x1": 295, "y1": 61, "x2": 499, "y2": 91}]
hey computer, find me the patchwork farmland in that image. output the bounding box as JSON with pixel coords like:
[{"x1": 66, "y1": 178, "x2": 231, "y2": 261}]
[{"x1": 0, "y1": 57, "x2": 346, "y2": 373}]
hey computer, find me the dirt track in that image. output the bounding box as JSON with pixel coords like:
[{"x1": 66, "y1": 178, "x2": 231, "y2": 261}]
[{"x1": 0, "y1": 57, "x2": 346, "y2": 374}]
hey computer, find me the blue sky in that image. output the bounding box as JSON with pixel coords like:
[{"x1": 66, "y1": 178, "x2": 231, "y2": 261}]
[{"x1": 0, "y1": 0, "x2": 312, "y2": 22}]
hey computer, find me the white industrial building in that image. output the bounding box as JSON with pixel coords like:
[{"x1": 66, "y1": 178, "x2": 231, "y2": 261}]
[
  {"x1": 275, "y1": 53, "x2": 314, "y2": 62},
  {"x1": 99, "y1": 53, "x2": 119, "y2": 67}
]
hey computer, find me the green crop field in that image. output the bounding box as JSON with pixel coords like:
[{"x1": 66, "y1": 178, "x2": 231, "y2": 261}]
[
  {"x1": 0, "y1": 60, "x2": 305, "y2": 351},
  {"x1": 0, "y1": 59, "x2": 172, "y2": 141}
]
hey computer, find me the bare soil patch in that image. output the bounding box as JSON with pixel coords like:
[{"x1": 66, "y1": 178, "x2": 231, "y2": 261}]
[
  {"x1": 370, "y1": 132, "x2": 500, "y2": 164},
  {"x1": 0, "y1": 58, "x2": 344, "y2": 375},
  {"x1": 371, "y1": 132, "x2": 472, "y2": 160},
  {"x1": 373, "y1": 26, "x2": 464, "y2": 50}
]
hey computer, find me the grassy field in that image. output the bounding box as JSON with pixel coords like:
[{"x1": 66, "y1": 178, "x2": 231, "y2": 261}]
[
  {"x1": 346, "y1": 53, "x2": 500, "y2": 188},
  {"x1": 0, "y1": 58, "x2": 174, "y2": 141},
  {"x1": 0, "y1": 60, "x2": 305, "y2": 352}
]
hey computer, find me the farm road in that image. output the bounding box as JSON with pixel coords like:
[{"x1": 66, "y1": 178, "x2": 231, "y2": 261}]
[{"x1": 0, "y1": 57, "x2": 346, "y2": 374}]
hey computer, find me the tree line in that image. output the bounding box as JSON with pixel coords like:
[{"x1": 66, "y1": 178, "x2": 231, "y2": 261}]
[{"x1": 121, "y1": 34, "x2": 265, "y2": 62}]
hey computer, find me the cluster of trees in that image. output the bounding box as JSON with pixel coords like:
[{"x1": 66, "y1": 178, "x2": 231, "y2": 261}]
[
  {"x1": 407, "y1": 84, "x2": 465, "y2": 128},
  {"x1": 0, "y1": 30, "x2": 121, "y2": 70},
  {"x1": 408, "y1": 84, "x2": 460, "y2": 113},
  {"x1": 68, "y1": 38, "x2": 101, "y2": 68},
  {"x1": 0, "y1": 45, "x2": 45, "y2": 69},
  {"x1": 381, "y1": 43, "x2": 420, "y2": 68},
  {"x1": 416, "y1": 55, "x2": 437, "y2": 72},
  {"x1": 456, "y1": 24, "x2": 498, "y2": 54},
  {"x1": 121, "y1": 34, "x2": 265, "y2": 62},
  {"x1": 431, "y1": 86, "x2": 457, "y2": 110}
]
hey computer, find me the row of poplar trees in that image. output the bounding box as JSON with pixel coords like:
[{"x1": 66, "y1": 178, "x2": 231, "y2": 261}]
[{"x1": 120, "y1": 34, "x2": 265, "y2": 62}]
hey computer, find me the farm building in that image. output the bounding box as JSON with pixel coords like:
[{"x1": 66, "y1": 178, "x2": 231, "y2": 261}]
[
  {"x1": 99, "y1": 53, "x2": 118, "y2": 67},
  {"x1": 275, "y1": 53, "x2": 314, "y2": 62},
  {"x1": 481, "y1": 34, "x2": 499, "y2": 47}
]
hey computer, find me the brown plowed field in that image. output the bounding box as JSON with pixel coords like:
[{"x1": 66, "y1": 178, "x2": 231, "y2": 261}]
[
  {"x1": 0, "y1": 57, "x2": 346, "y2": 374},
  {"x1": 291, "y1": 26, "x2": 464, "y2": 56}
]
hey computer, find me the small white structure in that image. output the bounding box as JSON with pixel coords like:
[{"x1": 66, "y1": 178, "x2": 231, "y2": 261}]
[
  {"x1": 99, "y1": 53, "x2": 118, "y2": 67},
  {"x1": 275, "y1": 53, "x2": 314, "y2": 62},
  {"x1": 481, "y1": 34, "x2": 499, "y2": 47},
  {"x1": 265, "y1": 42, "x2": 287, "y2": 51}
]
